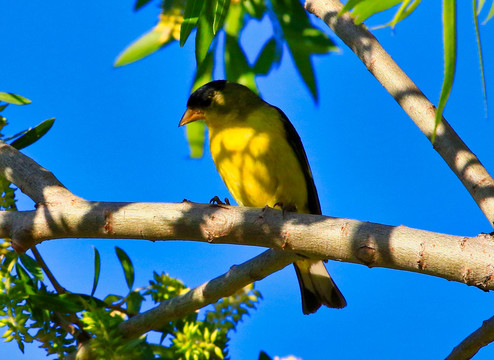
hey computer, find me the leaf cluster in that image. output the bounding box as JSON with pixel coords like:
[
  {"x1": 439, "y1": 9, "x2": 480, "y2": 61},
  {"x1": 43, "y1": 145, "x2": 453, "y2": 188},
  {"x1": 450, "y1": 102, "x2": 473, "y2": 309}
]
[
  {"x1": 115, "y1": 0, "x2": 336, "y2": 157},
  {"x1": 0, "y1": 243, "x2": 262, "y2": 359},
  {"x1": 0, "y1": 93, "x2": 54, "y2": 212}
]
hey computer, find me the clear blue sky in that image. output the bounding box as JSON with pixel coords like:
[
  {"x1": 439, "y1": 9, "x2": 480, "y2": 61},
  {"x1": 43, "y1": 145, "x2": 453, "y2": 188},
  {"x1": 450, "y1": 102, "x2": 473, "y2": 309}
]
[{"x1": 2, "y1": 1, "x2": 494, "y2": 359}]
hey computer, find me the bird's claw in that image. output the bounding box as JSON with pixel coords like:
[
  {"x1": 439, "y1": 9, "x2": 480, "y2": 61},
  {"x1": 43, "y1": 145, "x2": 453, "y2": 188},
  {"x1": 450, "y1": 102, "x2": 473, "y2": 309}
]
[
  {"x1": 274, "y1": 202, "x2": 297, "y2": 218},
  {"x1": 210, "y1": 196, "x2": 230, "y2": 206}
]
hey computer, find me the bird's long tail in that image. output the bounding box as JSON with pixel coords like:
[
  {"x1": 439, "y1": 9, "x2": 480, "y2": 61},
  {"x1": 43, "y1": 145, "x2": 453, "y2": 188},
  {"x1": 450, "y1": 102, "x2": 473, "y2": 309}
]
[{"x1": 293, "y1": 259, "x2": 347, "y2": 314}]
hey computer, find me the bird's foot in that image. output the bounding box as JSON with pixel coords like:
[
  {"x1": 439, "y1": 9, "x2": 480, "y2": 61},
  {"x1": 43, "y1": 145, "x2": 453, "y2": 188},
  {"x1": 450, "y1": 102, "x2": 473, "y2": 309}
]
[
  {"x1": 274, "y1": 202, "x2": 297, "y2": 218},
  {"x1": 210, "y1": 196, "x2": 230, "y2": 206}
]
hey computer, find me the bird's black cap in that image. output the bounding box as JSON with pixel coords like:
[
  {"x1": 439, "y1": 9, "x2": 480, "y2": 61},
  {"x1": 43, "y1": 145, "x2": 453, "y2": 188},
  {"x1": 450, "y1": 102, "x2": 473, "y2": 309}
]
[{"x1": 187, "y1": 80, "x2": 227, "y2": 108}]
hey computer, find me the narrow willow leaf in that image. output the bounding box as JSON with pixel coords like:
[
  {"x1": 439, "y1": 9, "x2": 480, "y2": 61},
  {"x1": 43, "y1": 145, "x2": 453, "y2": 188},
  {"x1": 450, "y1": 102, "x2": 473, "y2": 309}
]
[
  {"x1": 212, "y1": 0, "x2": 231, "y2": 34},
  {"x1": 258, "y1": 350, "x2": 272, "y2": 360},
  {"x1": 3, "y1": 129, "x2": 28, "y2": 142},
  {"x1": 270, "y1": 0, "x2": 325, "y2": 102},
  {"x1": 115, "y1": 246, "x2": 135, "y2": 290},
  {"x1": 243, "y1": 0, "x2": 266, "y2": 19},
  {"x1": 30, "y1": 294, "x2": 84, "y2": 313},
  {"x1": 19, "y1": 254, "x2": 43, "y2": 281},
  {"x1": 484, "y1": 0, "x2": 494, "y2": 22},
  {"x1": 338, "y1": 0, "x2": 367, "y2": 16},
  {"x1": 126, "y1": 291, "x2": 145, "y2": 314},
  {"x1": 134, "y1": 0, "x2": 153, "y2": 11},
  {"x1": 192, "y1": 48, "x2": 215, "y2": 91},
  {"x1": 433, "y1": 0, "x2": 457, "y2": 142},
  {"x1": 195, "y1": 12, "x2": 215, "y2": 65},
  {"x1": 473, "y1": 0, "x2": 488, "y2": 117},
  {"x1": 352, "y1": 0, "x2": 404, "y2": 24},
  {"x1": 10, "y1": 118, "x2": 55, "y2": 150},
  {"x1": 253, "y1": 37, "x2": 279, "y2": 75},
  {"x1": 186, "y1": 50, "x2": 215, "y2": 158},
  {"x1": 478, "y1": 0, "x2": 486, "y2": 13},
  {"x1": 0, "y1": 92, "x2": 31, "y2": 105},
  {"x1": 225, "y1": 35, "x2": 256, "y2": 90},
  {"x1": 91, "y1": 246, "x2": 101, "y2": 297},
  {"x1": 291, "y1": 51, "x2": 318, "y2": 102},
  {"x1": 186, "y1": 120, "x2": 206, "y2": 158},
  {"x1": 115, "y1": 27, "x2": 170, "y2": 67},
  {"x1": 0, "y1": 104, "x2": 8, "y2": 112},
  {"x1": 389, "y1": 0, "x2": 422, "y2": 28},
  {"x1": 180, "y1": 0, "x2": 204, "y2": 46},
  {"x1": 300, "y1": 28, "x2": 337, "y2": 54}
]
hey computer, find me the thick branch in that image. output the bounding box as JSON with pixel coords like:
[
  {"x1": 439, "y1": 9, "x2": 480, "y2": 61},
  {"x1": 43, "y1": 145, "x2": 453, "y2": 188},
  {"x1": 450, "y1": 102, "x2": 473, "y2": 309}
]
[
  {"x1": 2, "y1": 200, "x2": 494, "y2": 291},
  {"x1": 304, "y1": 0, "x2": 494, "y2": 226}
]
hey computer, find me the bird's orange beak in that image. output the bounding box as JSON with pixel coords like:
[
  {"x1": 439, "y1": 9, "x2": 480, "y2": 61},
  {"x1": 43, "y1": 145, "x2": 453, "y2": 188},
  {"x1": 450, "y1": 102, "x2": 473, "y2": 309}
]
[{"x1": 179, "y1": 108, "x2": 205, "y2": 127}]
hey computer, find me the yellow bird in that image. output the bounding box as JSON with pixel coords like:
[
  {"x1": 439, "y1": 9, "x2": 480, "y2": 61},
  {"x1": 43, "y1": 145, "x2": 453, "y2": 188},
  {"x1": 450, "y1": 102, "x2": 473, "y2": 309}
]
[{"x1": 179, "y1": 80, "x2": 346, "y2": 314}]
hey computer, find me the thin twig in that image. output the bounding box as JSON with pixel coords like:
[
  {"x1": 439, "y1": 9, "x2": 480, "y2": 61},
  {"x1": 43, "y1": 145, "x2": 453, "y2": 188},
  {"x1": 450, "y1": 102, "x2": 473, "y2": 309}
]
[
  {"x1": 446, "y1": 316, "x2": 494, "y2": 359},
  {"x1": 31, "y1": 246, "x2": 66, "y2": 294}
]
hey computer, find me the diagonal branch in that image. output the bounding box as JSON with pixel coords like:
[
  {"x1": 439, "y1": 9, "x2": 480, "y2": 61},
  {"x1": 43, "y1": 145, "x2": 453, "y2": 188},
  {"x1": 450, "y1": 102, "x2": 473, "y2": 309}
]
[
  {"x1": 66, "y1": 249, "x2": 297, "y2": 360},
  {"x1": 304, "y1": 0, "x2": 494, "y2": 227},
  {"x1": 0, "y1": 141, "x2": 79, "y2": 204},
  {"x1": 446, "y1": 315, "x2": 494, "y2": 360}
]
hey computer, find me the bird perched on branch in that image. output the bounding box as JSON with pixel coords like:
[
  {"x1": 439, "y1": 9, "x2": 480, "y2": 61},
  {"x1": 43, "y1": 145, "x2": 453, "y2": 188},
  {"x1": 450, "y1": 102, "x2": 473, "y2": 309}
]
[{"x1": 179, "y1": 80, "x2": 346, "y2": 314}]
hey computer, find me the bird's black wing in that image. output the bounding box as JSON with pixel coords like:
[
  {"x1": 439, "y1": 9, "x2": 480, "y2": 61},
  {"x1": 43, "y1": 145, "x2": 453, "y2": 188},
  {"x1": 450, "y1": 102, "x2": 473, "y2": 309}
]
[{"x1": 273, "y1": 106, "x2": 322, "y2": 215}]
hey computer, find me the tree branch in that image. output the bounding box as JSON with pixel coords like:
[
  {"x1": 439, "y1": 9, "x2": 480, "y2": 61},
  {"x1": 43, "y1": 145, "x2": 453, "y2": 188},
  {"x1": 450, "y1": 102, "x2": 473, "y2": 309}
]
[
  {"x1": 66, "y1": 249, "x2": 297, "y2": 360},
  {"x1": 304, "y1": 0, "x2": 494, "y2": 226},
  {"x1": 0, "y1": 141, "x2": 79, "y2": 205},
  {"x1": 446, "y1": 315, "x2": 494, "y2": 360},
  {"x1": 2, "y1": 194, "x2": 494, "y2": 291}
]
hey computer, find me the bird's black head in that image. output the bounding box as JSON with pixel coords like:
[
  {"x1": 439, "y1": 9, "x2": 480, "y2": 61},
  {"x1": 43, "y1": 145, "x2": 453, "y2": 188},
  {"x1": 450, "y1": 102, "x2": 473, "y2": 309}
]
[{"x1": 186, "y1": 80, "x2": 227, "y2": 109}]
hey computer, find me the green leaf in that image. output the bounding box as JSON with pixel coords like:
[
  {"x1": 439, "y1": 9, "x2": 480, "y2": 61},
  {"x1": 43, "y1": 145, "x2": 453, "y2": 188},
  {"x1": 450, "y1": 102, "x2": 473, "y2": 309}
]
[
  {"x1": 270, "y1": 0, "x2": 331, "y2": 102},
  {"x1": 484, "y1": 0, "x2": 494, "y2": 22},
  {"x1": 473, "y1": 0, "x2": 488, "y2": 117},
  {"x1": 338, "y1": 0, "x2": 367, "y2": 16},
  {"x1": 253, "y1": 37, "x2": 281, "y2": 75},
  {"x1": 298, "y1": 27, "x2": 337, "y2": 54},
  {"x1": 134, "y1": 0, "x2": 153, "y2": 11},
  {"x1": 185, "y1": 49, "x2": 215, "y2": 158},
  {"x1": 225, "y1": 35, "x2": 256, "y2": 90},
  {"x1": 0, "y1": 104, "x2": 8, "y2": 112},
  {"x1": 115, "y1": 246, "x2": 135, "y2": 290},
  {"x1": 211, "y1": 0, "x2": 231, "y2": 34},
  {"x1": 104, "y1": 294, "x2": 123, "y2": 304},
  {"x1": 0, "y1": 92, "x2": 31, "y2": 105},
  {"x1": 91, "y1": 246, "x2": 101, "y2": 297},
  {"x1": 243, "y1": 0, "x2": 266, "y2": 19},
  {"x1": 185, "y1": 120, "x2": 206, "y2": 158},
  {"x1": 126, "y1": 291, "x2": 145, "y2": 314},
  {"x1": 289, "y1": 46, "x2": 318, "y2": 102},
  {"x1": 433, "y1": 0, "x2": 457, "y2": 142},
  {"x1": 192, "y1": 48, "x2": 215, "y2": 92},
  {"x1": 478, "y1": 0, "x2": 486, "y2": 13},
  {"x1": 3, "y1": 129, "x2": 29, "y2": 142},
  {"x1": 19, "y1": 254, "x2": 43, "y2": 281},
  {"x1": 30, "y1": 294, "x2": 84, "y2": 313},
  {"x1": 386, "y1": 0, "x2": 422, "y2": 28},
  {"x1": 115, "y1": 30, "x2": 166, "y2": 67},
  {"x1": 195, "y1": 11, "x2": 215, "y2": 66},
  {"x1": 352, "y1": 0, "x2": 404, "y2": 24},
  {"x1": 10, "y1": 118, "x2": 55, "y2": 150},
  {"x1": 181, "y1": 0, "x2": 204, "y2": 46},
  {"x1": 258, "y1": 351, "x2": 272, "y2": 360}
]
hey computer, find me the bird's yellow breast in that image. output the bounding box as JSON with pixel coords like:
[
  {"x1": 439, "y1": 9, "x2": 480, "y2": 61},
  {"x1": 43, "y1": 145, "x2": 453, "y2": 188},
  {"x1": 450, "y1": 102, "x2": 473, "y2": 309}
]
[{"x1": 208, "y1": 107, "x2": 309, "y2": 212}]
